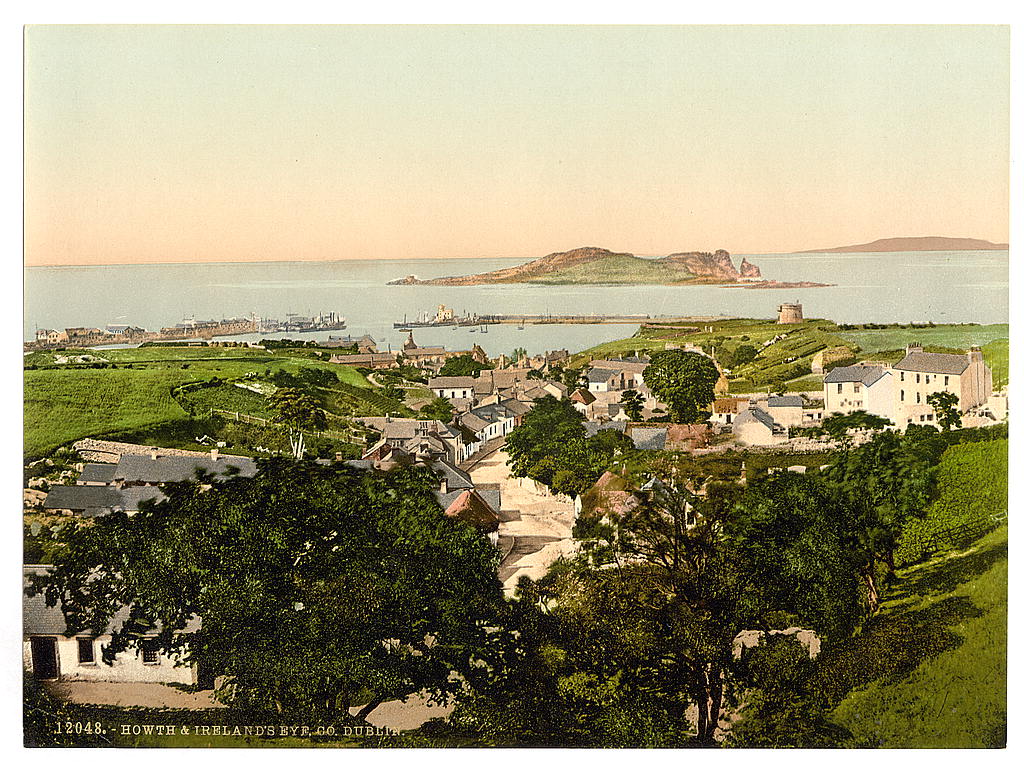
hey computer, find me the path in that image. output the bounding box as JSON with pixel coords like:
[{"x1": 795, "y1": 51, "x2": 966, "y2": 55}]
[{"x1": 468, "y1": 448, "x2": 578, "y2": 594}]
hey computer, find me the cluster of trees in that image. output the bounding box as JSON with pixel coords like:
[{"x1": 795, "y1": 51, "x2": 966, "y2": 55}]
[
  {"x1": 265, "y1": 366, "x2": 339, "y2": 390},
  {"x1": 29, "y1": 421, "x2": 1005, "y2": 745},
  {"x1": 438, "y1": 354, "x2": 492, "y2": 378},
  {"x1": 643, "y1": 350, "x2": 720, "y2": 422},
  {"x1": 504, "y1": 396, "x2": 634, "y2": 497}
]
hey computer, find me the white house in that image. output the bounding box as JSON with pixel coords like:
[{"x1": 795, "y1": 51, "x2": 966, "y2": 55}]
[
  {"x1": 587, "y1": 368, "x2": 625, "y2": 393},
  {"x1": 428, "y1": 376, "x2": 477, "y2": 402},
  {"x1": 892, "y1": 345, "x2": 993, "y2": 428},
  {"x1": 823, "y1": 364, "x2": 896, "y2": 423},
  {"x1": 23, "y1": 566, "x2": 199, "y2": 684},
  {"x1": 765, "y1": 395, "x2": 805, "y2": 428},
  {"x1": 733, "y1": 407, "x2": 788, "y2": 446}
]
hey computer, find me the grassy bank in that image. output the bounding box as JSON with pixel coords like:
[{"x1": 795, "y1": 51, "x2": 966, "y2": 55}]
[{"x1": 820, "y1": 524, "x2": 1007, "y2": 747}]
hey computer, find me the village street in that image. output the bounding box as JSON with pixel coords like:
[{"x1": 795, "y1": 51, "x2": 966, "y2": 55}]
[{"x1": 467, "y1": 448, "x2": 578, "y2": 595}]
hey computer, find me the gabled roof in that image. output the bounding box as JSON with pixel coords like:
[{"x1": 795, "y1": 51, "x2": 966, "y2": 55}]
[
  {"x1": 43, "y1": 485, "x2": 122, "y2": 511},
  {"x1": 823, "y1": 365, "x2": 890, "y2": 385},
  {"x1": 713, "y1": 397, "x2": 747, "y2": 414},
  {"x1": 429, "y1": 459, "x2": 475, "y2": 491},
  {"x1": 570, "y1": 388, "x2": 596, "y2": 404},
  {"x1": 735, "y1": 407, "x2": 778, "y2": 431},
  {"x1": 766, "y1": 395, "x2": 803, "y2": 408},
  {"x1": 444, "y1": 490, "x2": 500, "y2": 533},
  {"x1": 586, "y1": 368, "x2": 621, "y2": 383},
  {"x1": 629, "y1": 426, "x2": 667, "y2": 450},
  {"x1": 893, "y1": 351, "x2": 970, "y2": 375},
  {"x1": 459, "y1": 413, "x2": 490, "y2": 433}
]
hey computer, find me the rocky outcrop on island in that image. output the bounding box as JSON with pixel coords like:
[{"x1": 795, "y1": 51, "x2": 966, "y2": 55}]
[
  {"x1": 739, "y1": 257, "x2": 762, "y2": 279},
  {"x1": 388, "y1": 246, "x2": 774, "y2": 287}
]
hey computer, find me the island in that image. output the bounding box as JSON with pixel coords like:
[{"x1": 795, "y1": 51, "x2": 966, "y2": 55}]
[
  {"x1": 388, "y1": 246, "x2": 830, "y2": 289},
  {"x1": 797, "y1": 236, "x2": 1008, "y2": 253}
]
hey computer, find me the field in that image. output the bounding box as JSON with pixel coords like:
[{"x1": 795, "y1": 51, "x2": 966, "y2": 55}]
[
  {"x1": 527, "y1": 254, "x2": 692, "y2": 284},
  {"x1": 23, "y1": 346, "x2": 374, "y2": 458},
  {"x1": 24, "y1": 368, "x2": 190, "y2": 457},
  {"x1": 821, "y1": 524, "x2": 1007, "y2": 747},
  {"x1": 982, "y1": 339, "x2": 1008, "y2": 388},
  {"x1": 837, "y1": 324, "x2": 1008, "y2": 355}
]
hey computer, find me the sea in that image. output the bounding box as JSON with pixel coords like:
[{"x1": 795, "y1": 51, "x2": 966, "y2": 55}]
[{"x1": 23, "y1": 250, "x2": 1009, "y2": 358}]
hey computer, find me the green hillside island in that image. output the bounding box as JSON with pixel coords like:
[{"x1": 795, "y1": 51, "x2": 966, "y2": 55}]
[
  {"x1": 388, "y1": 246, "x2": 827, "y2": 288},
  {"x1": 568, "y1": 318, "x2": 1008, "y2": 394}
]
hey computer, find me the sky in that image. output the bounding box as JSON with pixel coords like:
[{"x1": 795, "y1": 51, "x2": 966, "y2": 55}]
[{"x1": 23, "y1": 24, "x2": 1011, "y2": 266}]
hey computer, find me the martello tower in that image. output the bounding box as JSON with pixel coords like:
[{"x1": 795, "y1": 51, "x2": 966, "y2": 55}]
[{"x1": 778, "y1": 302, "x2": 803, "y2": 324}]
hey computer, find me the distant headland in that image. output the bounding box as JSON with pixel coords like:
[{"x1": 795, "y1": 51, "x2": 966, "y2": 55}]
[
  {"x1": 388, "y1": 246, "x2": 829, "y2": 289},
  {"x1": 796, "y1": 236, "x2": 1008, "y2": 254}
]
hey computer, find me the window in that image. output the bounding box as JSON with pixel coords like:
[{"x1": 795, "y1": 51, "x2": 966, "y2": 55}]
[
  {"x1": 900, "y1": 372, "x2": 905, "y2": 381},
  {"x1": 77, "y1": 637, "x2": 95, "y2": 665},
  {"x1": 853, "y1": 383, "x2": 861, "y2": 393},
  {"x1": 916, "y1": 374, "x2": 920, "y2": 383},
  {"x1": 944, "y1": 376, "x2": 949, "y2": 386},
  {"x1": 925, "y1": 375, "x2": 930, "y2": 385},
  {"x1": 142, "y1": 641, "x2": 160, "y2": 665},
  {"x1": 900, "y1": 390, "x2": 905, "y2": 402},
  {"x1": 916, "y1": 392, "x2": 921, "y2": 404},
  {"x1": 837, "y1": 383, "x2": 843, "y2": 394}
]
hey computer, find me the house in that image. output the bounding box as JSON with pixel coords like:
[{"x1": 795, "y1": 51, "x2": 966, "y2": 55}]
[
  {"x1": 664, "y1": 423, "x2": 712, "y2": 451},
  {"x1": 892, "y1": 345, "x2": 993, "y2": 428},
  {"x1": 43, "y1": 484, "x2": 166, "y2": 517},
  {"x1": 733, "y1": 407, "x2": 788, "y2": 446},
  {"x1": 711, "y1": 397, "x2": 750, "y2": 426},
  {"x1": 355, "y1": 417, "x2": 468, "y2": 464},
  {"x1": 23, "y1": 565, "x2": 199, "y2": 683},
  {"x1": 586, "y1": 368, "x2": 626, "y2": 393},
  {"x1": 474, "y1": 368, "x2": 532, "y2": 398},
  {"x1": 458, "y1": 402, "x2": 518, "y2": 444},
  {"x1": 576, "y1": 470, "x2": 642, "y2": 521},
  {"x1": 329, "y1": 352, "x2": 399, "y2": 369},
  {"x1": 570, "y1": 388, "x2": 597, "y2": 417},
  {"x1": 443, "y1": 490, "x2": 501, "y2": 543},
  {"x1": 823, "y1": 364, "x2": 896, "y2": 423},
  {"x1": 35, "y1": 328, "x2": 69, "y2": 345},
  {"x1": 428, "y1": 376, "x2": 477, "y2": 401},
  {"x1": 765, "y1": 395, "x2": 805, "y2": 428},
  {"x1": 327, "y1": 334, "x2": 377, "y2": 353},
  {"x1": 105, "y1": 324, "x2": 145, "y2": 337},
  {"x1": 400, "y1": 332, "x2": 448, "y2": 370},
  {"x1": 76, "y1": 463, "x2": 117, "y2": 486},
  {"x1": 587, "y1": 357, "x2": 649, "y2": 389},
  {"x1": 626, "y1": 425, "x2": 668, "y2": 451}
]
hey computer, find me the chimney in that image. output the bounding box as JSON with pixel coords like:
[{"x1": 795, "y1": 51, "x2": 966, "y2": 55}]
[
  {"x1": 968, "y1": 345, "x2": 983, "y2": 364},
  {"x1": 150, "y1": 447, "x2": 158, "y2": 460},
  {"x1": 210, "y1": 448, "x2": 219, "y2": 462},
  {"x1": 907, "y1": 343, "x2": 923, "y2": 354},
  {"x1": 439, "y1": 477, "x2": 448, "y2": 494}
]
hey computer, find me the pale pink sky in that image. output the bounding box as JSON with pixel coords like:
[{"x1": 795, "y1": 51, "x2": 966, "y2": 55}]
[{"x1": 24, "y1": 25, "x2": 1010, "y2": 266}]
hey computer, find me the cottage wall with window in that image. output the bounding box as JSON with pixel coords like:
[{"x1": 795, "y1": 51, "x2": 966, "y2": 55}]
[{"x1": 893, "y1": 346, "x2": 993, "y2": 428}]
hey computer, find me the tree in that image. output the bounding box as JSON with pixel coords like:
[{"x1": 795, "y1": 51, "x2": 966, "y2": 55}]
[
  {"x1": 619, "y1": 390, "x2": 645, "y2": 421},
  {"x1": 439, "y1": 354, "x2": 491, "y2": 378},
  {"x1": 31, "y1": 461, "x2": 503, "y2": 723},
  {"x1": 643, "y1": 350, "x2": 720, "y2": 423},
  {"x1": 511, "y1": 347, "x2": 528, "y2": 365},
  {"x1": 504, "y1": 396, "x2": 586, "y2": 483},
  {"x1": 419, "y1": 396, "x2": 454, "y2": 422},
  {"x1": 269, "y1": 388, "x2": 327, "y2": 458},
  {"x1": 821, "y1": 410, "x2": 892, "y2": 443},
  {"x1": 295, "y1": 366, "x2": 339, "y2": 389},
  {"x1": 380, "y1": 383, "x2": 406, "y2": 403},
  {"x1": 927, "y1": 391, "x2": 962, "y2": 432}
]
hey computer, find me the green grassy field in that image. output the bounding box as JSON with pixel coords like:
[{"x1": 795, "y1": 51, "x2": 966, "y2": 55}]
[
  {"x1": 24, "y1": 368, "x2": 191, "y2": 457},
  {"x1": 837, "y1": 324, "x2": 1008, "y2": 355},
  {"x1": 982, "y1": 339, "x2": 1009, "y2": 389},
  {"x1": 23, "y1": 346, "x2": 373, "y2": 458},
  {"x1": 527, "y1": 254, "x2": 693, "y2": 284},
  {"x1": 822, "y1": 524, "x2": 1007, "y2": 747}
]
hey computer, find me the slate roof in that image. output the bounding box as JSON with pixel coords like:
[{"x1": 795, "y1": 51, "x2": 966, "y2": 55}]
[
  {"x1": 500, "y1": 399, "x2": 533, "y2": 416},
  {"x1": 114, "y1": 453, "x2": 257, "y2": 484},
  {"x1": 767, "y1": 395, "x2": 804, "y2": 408},
  {"x1": 735, "y1": 407, "x2": 778, "y2": 431},
  {"x1": 629, "y1": 426, "x2": 668, "y2": 450},
  {"x1": 23, "y1": 566, "x2": 201, "y2": 636},
  {"x1": 77, "y1": 463, "x2": 117, "y2": 484},
  {"x1": 823, "y1": 365, "x2": 890, "y2": 386},
  {"x1": 586, "y1": 368, "x2": 620, "y2": 383},
  {"x1": 459, "y1": 413, "x2": 490, "y2": 433},
  {"x1": 43, "y1": 485, "x2": 122, "y2": 511},
  {"x1": 570, "y1": 388, "x2": 597, "y2": 404},
  {"x1": 582, "y1": 421, "x2": 629, "y2": 438},
  {"x1": 893, "y1": 351, "x2": 970, "y2": 375},
  {"x1": 118, "y1": 486, "x2": 168, "y2": 511},
  {"x1": 428, "y1": 376, "x2": 477, "y2": 389},
  {"x1": 429, "y1": 459, "x2": 474, "y2": 492}
]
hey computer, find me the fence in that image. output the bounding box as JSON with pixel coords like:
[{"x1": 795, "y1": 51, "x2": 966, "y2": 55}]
[{"x1": 208, "y1": 409, "x2": 365, "y2": 444}]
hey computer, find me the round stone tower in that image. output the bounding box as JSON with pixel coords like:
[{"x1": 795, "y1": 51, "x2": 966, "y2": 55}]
[{"x1": 778, "y1": 302, "x2": 803, "y2": 324}]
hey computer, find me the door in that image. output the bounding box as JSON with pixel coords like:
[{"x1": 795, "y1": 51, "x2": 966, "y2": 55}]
[{"x1": 30, "y1": 637, "x2": 59, "y2": 679}]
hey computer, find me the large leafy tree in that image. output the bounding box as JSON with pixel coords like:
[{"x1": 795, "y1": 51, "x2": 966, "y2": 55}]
[
  {"x1": 269, "y1": 387, "x2": 328, "y2": 458},
  {"x1": 419, "y1": 396, "x2": 455, "y2": 422},
  {"x1": 643, "y1": 350, "x2": 720, "y2": 423},
  {"x1": 619, "y1": 389, "x2": 645, "y2": 421},
  {"x1": 456, "y1": 469, "x2": 863, "y2": 746},
  {"x1": 438, "y1": 354, "x2": 491, "y2": 377},
  {"x1": 31, "y1": 461, "x2": 503, "y2": 722},
  {"x1": 926, "y1": 390, "x2": 963, "y2": 432}
]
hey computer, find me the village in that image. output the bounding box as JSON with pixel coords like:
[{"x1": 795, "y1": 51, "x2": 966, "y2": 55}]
[{"x1": 22, "y1": 301, "x2": 1009, "y2": 739}]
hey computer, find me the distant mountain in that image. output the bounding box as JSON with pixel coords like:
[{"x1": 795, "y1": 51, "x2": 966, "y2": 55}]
[
  {"x1": 797, "y1": 237, "x2": 1008, "y2": 254},
  {"x1": 389, "y1": 247, "x2": 765, "y2": 286}
]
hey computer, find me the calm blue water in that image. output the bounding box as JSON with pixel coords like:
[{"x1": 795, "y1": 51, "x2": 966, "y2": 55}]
[{"x1": 24, "y1": 250, "x2": 1008, "y2": 356}]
